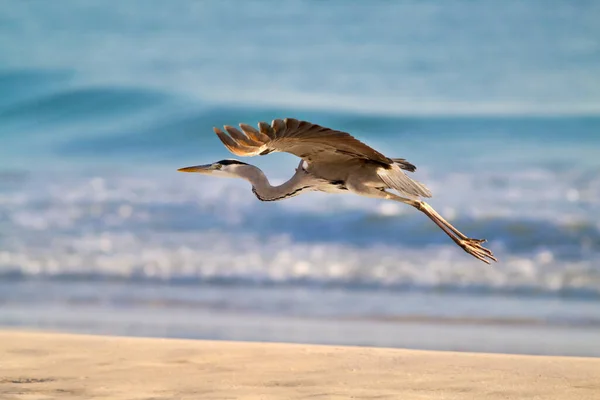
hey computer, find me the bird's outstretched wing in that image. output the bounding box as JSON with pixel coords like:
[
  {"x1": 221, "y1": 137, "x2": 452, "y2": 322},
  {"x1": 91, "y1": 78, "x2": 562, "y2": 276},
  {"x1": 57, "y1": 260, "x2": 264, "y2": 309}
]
[
  {"x1": 214, "y1": 118, "x2": 431, "y2": 199},
  {"x1": 214, "y1": 118, "x2": 393, "y2": 166}
]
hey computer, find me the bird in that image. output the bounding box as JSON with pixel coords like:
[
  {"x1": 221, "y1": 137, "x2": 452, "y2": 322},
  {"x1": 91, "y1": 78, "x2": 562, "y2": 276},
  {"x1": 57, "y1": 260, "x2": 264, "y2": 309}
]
[{"x1": 178, "y1": 118, "x2": 497, "y2": 264}]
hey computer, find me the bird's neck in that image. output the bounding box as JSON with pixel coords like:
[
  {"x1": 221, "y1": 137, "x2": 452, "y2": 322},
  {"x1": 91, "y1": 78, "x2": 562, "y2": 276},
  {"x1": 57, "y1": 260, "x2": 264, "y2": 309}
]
[{"x1": 236, "y1": 164, "x2": 315, "y2": 202}]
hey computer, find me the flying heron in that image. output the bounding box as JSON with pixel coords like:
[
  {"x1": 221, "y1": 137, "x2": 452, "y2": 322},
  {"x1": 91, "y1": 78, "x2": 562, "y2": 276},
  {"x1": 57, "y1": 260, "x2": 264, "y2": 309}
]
[{"x1": 178, "y1": 118, "x2": 497, "y2": 264}]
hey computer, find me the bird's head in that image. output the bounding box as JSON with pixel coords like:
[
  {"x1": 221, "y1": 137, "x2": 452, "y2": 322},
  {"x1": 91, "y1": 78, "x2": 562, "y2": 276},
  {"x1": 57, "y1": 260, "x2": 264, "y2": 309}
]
[{"x1": 177, "y1": 159, "x2": 250, "y2": 178}]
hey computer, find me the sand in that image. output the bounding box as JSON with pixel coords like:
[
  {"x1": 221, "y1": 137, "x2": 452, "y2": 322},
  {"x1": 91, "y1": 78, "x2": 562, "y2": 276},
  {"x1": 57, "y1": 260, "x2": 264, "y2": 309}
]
[{"x1": 0, "y1": 330, "x2": 598, "y2": 399}]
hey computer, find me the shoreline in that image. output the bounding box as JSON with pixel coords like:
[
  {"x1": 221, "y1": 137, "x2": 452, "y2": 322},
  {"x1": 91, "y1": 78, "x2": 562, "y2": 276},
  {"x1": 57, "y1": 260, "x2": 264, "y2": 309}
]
[{"x1": 1, "y1": 330, "x2": 599, "y2": 399}]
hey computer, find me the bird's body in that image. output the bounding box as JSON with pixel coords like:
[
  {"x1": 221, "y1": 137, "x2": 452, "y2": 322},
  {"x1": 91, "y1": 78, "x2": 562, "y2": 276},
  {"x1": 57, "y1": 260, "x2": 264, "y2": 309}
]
[{"x1": 179, "y1": 118, "x2": 497, "y2": 264}]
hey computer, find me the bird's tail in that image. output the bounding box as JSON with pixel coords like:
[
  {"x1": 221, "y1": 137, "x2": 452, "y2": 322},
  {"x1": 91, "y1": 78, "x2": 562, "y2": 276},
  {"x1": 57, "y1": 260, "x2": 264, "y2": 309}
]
[
  {"x1": 391, "y1": 158, "x2": 417, "y2": 172},
  {"x1": 378, "y1": 164, "x2": 432, "y2": 199}
]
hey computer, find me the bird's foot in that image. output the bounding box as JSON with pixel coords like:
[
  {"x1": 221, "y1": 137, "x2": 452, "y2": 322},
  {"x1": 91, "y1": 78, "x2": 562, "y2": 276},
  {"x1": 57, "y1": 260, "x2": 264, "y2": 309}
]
[{"x1": 458, "y1": 238, "x2": 498, "y2": 264}]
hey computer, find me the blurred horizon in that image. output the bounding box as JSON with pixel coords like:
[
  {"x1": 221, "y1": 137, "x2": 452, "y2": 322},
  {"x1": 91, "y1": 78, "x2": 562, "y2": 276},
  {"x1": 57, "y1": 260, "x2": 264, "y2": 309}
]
[{"x1": 1, "y1": 0, "x2": 599, "y2": 356}]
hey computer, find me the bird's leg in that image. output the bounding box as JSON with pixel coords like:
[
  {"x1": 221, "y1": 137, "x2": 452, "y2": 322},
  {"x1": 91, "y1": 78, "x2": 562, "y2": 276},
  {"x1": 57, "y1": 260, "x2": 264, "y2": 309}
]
[
  {"x1": 375, "y1": 189, "x2": 496, "y2": 264},
  {"x1": 391, "y1": 195, "x2": 496, "y2": 263},
  {"x1": 345, "y1": 181, "x2": 496, "y2": 263},
  {"x1": 410, "y1": 201, "x2": 474, "y2": 241},
  {"x1": 404, "y1": 198, "x2": 497, "y2": 264}
]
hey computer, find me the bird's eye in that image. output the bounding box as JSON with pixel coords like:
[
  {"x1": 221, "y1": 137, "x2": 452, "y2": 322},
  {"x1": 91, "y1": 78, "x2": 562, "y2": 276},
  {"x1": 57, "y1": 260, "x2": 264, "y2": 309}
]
[{"x1": 212, "y1": 164, "x2": 222, "y2": 170}]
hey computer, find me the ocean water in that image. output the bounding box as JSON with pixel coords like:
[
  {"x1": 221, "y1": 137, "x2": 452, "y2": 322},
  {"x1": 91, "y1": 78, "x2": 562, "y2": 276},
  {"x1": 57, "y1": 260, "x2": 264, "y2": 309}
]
[{"x1": 1, "y1": 1, "x2": 600, "y2": 356}]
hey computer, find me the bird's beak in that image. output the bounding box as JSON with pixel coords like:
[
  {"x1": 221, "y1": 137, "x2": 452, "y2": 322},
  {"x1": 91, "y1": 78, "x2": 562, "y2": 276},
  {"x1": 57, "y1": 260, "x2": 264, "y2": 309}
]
[{"x1": 177, "y1": 164, "x2": 214, "y2": 174}]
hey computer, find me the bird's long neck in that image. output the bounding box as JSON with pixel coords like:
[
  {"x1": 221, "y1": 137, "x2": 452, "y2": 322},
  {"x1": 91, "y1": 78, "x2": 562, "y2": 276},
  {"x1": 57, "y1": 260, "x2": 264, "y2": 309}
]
[{"x1": 236, "y1": 164, "x2": 316, "y2": 202}]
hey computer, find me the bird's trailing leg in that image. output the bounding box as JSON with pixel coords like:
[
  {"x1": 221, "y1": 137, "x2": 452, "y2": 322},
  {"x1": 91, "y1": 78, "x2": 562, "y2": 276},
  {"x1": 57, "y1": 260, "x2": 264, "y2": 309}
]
[
  {"x1": 347, "y1": 182, "x2": 497, "y2": 264},
  {"x1": 401, "y1": 198, "x2": 497, "y2": 264}
]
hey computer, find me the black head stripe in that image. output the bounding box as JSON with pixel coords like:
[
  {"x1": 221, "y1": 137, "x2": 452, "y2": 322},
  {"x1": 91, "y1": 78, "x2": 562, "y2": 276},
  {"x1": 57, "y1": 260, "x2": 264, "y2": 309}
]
[{"x1": 218, "y1": 159, "x2": 248, "y2": 166}]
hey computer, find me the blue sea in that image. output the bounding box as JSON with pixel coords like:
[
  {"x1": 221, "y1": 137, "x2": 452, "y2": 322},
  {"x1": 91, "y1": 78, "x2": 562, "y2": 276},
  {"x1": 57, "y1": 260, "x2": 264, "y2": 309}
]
[{"x1": 1, "y1": 1, "x2": 599, "y2": 356}]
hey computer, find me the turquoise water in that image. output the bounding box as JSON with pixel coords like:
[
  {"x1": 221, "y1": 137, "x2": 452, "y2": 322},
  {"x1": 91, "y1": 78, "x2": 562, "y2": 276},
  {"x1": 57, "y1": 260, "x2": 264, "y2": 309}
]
[{"x1": 1, "y1": 1, "x2": 599, "y2": 355}]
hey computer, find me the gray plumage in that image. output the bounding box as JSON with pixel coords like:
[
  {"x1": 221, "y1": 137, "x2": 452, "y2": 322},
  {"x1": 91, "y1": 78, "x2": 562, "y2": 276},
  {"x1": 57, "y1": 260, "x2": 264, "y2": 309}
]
[
  {"x1": 179, "y1": 118, "x2": 497, "y2": 264},
  {"x1": 215, "y1": 118, "x2": 431, "y2": 200}
]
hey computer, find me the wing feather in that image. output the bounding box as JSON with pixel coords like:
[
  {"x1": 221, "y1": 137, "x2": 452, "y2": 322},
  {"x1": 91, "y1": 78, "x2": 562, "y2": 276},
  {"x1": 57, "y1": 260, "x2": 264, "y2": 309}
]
[
  {"x1": 213, "y1": 118, "x2": 430, "y2": 198},
  {"x1": 258, "y1": 121, "x2": 276, "y2": 139},
  {"x1": 224, "y1": 125, "x2": 260, "y2": 147},
  {"x1": 214, "y1": 118, "x2": 393, "y2": 166},
  {"x1": 215, "y1": 118, "x2": 394, "y2": 167},
  {"x1": 239, "y1": 123, "x2": 271, "y2": 143},
  {"x1": 214, "y1": 127, "x2": 264, "y2": 156},
  {"x1": 271, "y1": 119, "x2": 286, "y2": 136},
  {"x1": 284, "y1": 118, "x2": 300, "y2": 132}
]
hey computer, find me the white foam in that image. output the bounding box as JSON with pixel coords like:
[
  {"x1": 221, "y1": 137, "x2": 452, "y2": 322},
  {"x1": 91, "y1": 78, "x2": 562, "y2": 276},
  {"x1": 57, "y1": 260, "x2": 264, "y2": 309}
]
[
  {"x1": 2, "y1": 228, "x2": 598, "y2": 296},
  {"x1": 1, "y1": 168, "x2": 599, "y2": 296}
]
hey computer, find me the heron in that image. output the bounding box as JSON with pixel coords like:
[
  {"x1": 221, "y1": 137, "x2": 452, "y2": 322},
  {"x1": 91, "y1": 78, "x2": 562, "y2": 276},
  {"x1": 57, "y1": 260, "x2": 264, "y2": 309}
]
[{"x1": 178, "y1": 118, "x2": 497, "y2": 264}]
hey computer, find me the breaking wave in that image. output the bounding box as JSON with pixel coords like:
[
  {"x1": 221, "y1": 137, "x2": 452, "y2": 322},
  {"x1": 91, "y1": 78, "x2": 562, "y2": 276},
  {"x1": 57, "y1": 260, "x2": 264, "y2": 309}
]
[{"x1": 1, "y1": 169, "x2": 599, "y2": 299}]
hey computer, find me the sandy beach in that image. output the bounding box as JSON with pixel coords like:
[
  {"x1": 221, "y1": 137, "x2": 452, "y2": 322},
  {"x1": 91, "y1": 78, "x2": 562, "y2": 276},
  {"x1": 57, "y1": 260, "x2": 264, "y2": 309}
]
[{"x1": 0, "y1": 330, "x2": 598, "y2": 399}]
